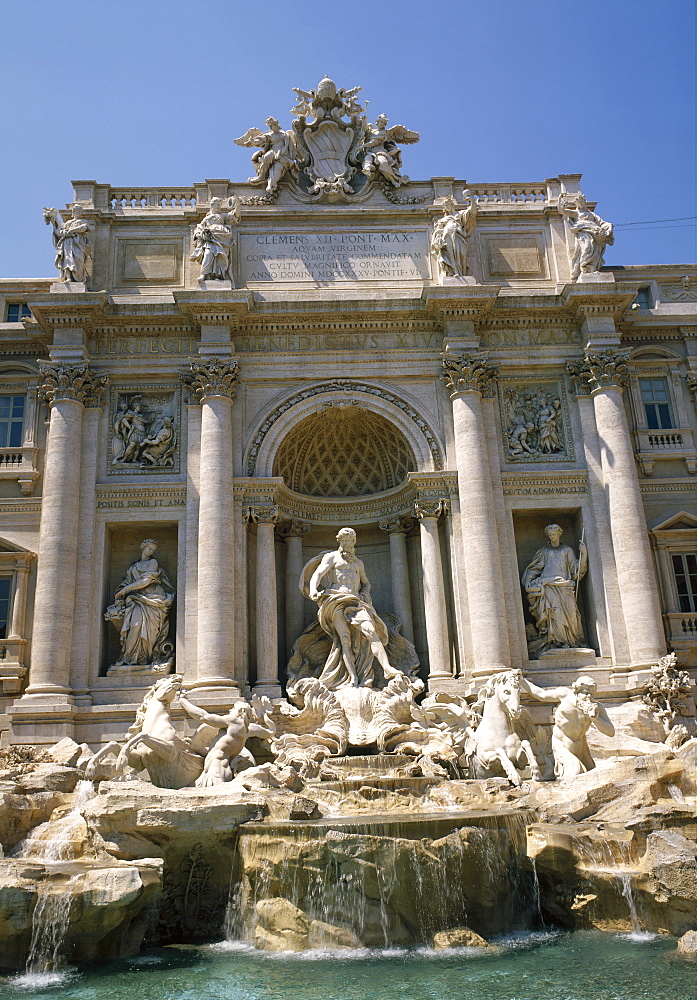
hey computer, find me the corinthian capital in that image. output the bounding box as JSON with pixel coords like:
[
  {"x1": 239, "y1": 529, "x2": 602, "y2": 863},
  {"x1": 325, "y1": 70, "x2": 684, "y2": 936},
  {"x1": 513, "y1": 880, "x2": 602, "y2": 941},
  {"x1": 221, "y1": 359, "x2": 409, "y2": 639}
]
[
  {"x1": 441, "y1": 353, "x2": 498, "y2": 397},
  {"x1": 566, "y1": 348, "x2": 630, "y2": 394},
  {"x1": 38, "y1": 361, "x2": 108, "y2": 407},
  {"x1": 181, "y1": 358, "x2": 240, "y2": 403}
]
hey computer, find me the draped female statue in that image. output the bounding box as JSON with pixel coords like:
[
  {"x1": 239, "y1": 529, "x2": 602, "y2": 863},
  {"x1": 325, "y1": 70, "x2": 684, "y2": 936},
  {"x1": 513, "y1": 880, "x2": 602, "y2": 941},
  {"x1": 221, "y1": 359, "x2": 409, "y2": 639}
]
[{"x1": 105, "y1": 538, "x2": 175, "y2": 670}]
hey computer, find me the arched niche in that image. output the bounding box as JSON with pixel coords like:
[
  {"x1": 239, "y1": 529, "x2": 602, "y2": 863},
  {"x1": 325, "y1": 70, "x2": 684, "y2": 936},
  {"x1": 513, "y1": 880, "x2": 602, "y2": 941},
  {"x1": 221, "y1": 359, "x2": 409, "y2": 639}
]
[{"x1": 246, "y1": 380, "x2": 443, "y2": 479}]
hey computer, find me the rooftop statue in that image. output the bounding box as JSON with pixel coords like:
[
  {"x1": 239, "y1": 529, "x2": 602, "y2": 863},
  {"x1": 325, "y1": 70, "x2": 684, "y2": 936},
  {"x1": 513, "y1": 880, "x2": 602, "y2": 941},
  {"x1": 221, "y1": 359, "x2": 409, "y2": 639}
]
[
  {"x1": 559, "y1": 193, "x2": 614, "y2": 280},
  {"x1": 430, "y1": 193, "x2": 478, "y2": 281},
  {"x1": 361, "y1": 114, "x2": 419, "y2": 188},
  {"x1": 235, "y1": 77, "x2": 419, "y2": 200},
  {"x1": 43, "y1": 204, "x2": 93, "y2": 284},
  {"x1": 190, "y1": 196, "x2": 240, "y2": 283},
  {"x1": 234, "y1": 118, "x2": 297, "y2": 195}
]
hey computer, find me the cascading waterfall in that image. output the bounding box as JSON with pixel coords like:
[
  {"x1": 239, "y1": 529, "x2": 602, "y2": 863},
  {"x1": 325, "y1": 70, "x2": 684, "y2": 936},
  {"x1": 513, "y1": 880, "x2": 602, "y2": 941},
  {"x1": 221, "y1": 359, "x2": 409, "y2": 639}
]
[
  {"x1": 229, "y1": 809, "x2": 539, "y2": 949},
  {"x1": 14, "y1": 780, "x2": 95, "y2": 975}
]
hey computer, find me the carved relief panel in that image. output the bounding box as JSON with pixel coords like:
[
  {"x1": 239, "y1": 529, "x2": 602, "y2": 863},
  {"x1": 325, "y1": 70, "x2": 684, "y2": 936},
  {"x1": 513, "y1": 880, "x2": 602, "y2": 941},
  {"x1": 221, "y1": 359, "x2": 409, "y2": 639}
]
[
  {"x1": 498, "y1": 378, "x2": 573, "y2": 463},
  {"x1": 108, "y1": 386, "x2": 180, "y2": 474}
]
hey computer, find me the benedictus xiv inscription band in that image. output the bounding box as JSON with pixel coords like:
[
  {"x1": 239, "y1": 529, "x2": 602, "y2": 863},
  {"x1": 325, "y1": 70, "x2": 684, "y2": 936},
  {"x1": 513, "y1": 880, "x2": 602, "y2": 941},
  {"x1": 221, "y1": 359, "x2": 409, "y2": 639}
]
[{"x1": 240, "y1": 230, "x2": 429, "y2": 282}]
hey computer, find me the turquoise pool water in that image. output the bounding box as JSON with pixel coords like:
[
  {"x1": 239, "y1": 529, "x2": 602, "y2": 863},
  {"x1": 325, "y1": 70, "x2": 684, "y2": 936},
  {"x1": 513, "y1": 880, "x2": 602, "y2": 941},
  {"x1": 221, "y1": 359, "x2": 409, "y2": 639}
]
[{"x1": 2, "y1": 931, "x2": 695, "y2": 1000}]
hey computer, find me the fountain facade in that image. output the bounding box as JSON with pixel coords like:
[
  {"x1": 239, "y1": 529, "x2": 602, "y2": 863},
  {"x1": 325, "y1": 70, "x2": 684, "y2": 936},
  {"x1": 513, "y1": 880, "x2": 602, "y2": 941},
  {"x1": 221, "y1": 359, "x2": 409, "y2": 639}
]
[{"x1": 0, "y1": 75, "x2": 695, "y2": 974}]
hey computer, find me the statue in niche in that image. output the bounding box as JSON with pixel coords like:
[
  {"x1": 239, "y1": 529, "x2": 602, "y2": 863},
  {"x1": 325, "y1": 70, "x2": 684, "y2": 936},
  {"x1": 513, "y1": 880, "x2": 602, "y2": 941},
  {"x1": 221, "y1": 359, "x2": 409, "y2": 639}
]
[
  {"x1": 559, "y1": 193, "x2": 614, "y2": 280},
  {"x1": 235, "y1": 117, "x2": 297, "y2": 194},
  {"x1": 105, "y1": 538, "x2": 175, "y2": 671},
  {"x1": 503, "y1": 386, "x2": 565, "y2": 460},
  {"x1": 111, "y1": 394, "x2": 177, "y2": 469},
  {"x1": 304, "y1": 527, "x2": 401, "y2": 689},
  {"x1": 520, "y1": 673, "x2": 614, "y2": 779},
  {"x1": 430, "y1": 193, "x2": 478, "y2": 281},
  {"x1": 190, "y1": 196, "x2": 240, "y2": 282},
  {"x1": 361, "y1": 114, "x2": 419, "y2": 187},
  {"x1": 43, "y1": 204, "x2": 93, "y2": 284},
  {"x1": 522, "y1": 524, "x2": 587, "y2": 655}
]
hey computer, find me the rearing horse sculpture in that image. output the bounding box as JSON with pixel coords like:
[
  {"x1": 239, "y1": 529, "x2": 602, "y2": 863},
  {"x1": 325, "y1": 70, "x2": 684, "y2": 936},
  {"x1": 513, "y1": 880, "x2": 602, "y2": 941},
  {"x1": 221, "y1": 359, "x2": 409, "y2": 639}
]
[{"x1": 463, "y1": 670, "x2": 541, "y2": 786}]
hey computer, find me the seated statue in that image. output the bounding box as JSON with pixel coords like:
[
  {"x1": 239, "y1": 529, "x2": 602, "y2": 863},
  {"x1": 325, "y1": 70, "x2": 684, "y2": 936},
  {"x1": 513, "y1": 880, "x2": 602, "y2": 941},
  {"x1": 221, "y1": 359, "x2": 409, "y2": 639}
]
[{"x1": 303, "y1": 527, "x2": 400, "y2": 689}]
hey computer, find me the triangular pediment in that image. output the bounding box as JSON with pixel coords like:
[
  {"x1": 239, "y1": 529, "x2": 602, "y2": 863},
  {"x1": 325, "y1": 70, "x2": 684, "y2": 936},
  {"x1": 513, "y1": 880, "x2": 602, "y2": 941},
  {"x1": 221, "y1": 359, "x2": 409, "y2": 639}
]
[{"x1": 651, "y1": 511, "x2": 697, "y2": 532}]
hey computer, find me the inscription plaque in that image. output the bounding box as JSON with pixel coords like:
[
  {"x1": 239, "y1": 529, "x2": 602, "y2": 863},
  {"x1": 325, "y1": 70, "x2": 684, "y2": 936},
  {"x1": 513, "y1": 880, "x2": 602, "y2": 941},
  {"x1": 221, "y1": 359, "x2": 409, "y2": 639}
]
[
  {"x1": 117, "y1": 240, "x2": 182, "y2": 284},
  {"x1": 485, "y1": 237, "x2": 544, "y2": 277},
  {"x1": 240, "y1": 230, "x2": 430, "y2": 283}
]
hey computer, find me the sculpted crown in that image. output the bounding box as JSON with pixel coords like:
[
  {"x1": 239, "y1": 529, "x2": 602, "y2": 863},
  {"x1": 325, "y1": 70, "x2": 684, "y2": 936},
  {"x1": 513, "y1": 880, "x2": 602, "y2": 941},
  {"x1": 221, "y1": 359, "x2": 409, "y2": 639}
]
[
  {"x1": 181, "y1": 358, "x2": 240, "y2": 403},
  {"x1": 566, "y1": 348, "x2": 630, "y2": 393},
  {"x1": 441, "y1": 353, "x2": 499, "y2": 396},
  {"x1": 38, "y1": 361, "x2": 108, "y2": 407}
]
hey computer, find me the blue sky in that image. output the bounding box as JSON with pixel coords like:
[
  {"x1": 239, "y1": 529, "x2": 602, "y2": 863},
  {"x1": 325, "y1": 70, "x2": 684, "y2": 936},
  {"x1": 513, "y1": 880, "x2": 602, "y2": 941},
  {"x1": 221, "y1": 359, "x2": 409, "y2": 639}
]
[{"x1": 1, "y1": 0, "x2": 694, "y2": 277}]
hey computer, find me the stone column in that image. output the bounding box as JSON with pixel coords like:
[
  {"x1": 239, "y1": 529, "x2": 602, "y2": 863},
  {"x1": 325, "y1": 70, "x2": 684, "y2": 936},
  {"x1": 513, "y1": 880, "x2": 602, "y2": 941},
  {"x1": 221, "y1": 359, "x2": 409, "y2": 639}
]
[
  {"x1": 277, "y1": 519, "x2": 311, "y2": 659},
  {"x1": 181, "y1": 359, "x2": 240, "y2": 695},
  {"x1": 69, "y1": 402, "x2": 103, "y2": 703},
  {"x1": 8, "y1": 560, "x2": 32, "y2": 641},
  {"x1": 568, "y1": 349, "x2": 666, "y2": 666},
  {"x1": 379, "y1": 515, "x2": 415, "y2": 643},
  {"x1": 246, "y1": 504, "x2": 282, "y2": 698},
  {"x1": 441, "y1": 353, "x2": 511, "y2": 679},
  {"x1": 25, "y1": 363, "x2": 107, "y2": 698},
  {"x1": 414, "y1": 499, "x2": 451, "y2": 680}
]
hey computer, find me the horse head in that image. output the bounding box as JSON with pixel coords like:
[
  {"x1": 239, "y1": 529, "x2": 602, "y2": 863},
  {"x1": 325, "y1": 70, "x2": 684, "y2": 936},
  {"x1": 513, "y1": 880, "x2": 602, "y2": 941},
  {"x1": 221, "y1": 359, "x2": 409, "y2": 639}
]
[{"x1": 480, "y1": 669, "x2": 521, "y2": 721}]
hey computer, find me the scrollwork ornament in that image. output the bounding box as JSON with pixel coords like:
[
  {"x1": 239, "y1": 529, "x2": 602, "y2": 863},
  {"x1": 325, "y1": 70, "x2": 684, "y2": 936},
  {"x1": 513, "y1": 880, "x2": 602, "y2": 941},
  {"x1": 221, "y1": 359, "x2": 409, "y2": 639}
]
[
  {"x1": 37, "y1": 361, "x2": 108, "y2": 407},
  {"x1": 244, "y1": 504, "x2": 279, "y2": 525},
  {"x1": 566, "y1": 349, "x2": 630, "y2": 394},
  {"x1": 687, "y1": 372, "x2": 697, "y2": 404},
  {"x1": 414, "y1": 498, "x2": 450, "y2": 520},
  {"x1": 441, "y1": 354, "x2": 498, "y2": 397},
  {"x1": 181, "y1": 359, "x2": 240, "y2": 403},
  {"x1": 379, "y1": 515, "x2": 414, "y2": 535},
  {"x1": 276, "y1": 519, "x2": 311, "y2": 540}
]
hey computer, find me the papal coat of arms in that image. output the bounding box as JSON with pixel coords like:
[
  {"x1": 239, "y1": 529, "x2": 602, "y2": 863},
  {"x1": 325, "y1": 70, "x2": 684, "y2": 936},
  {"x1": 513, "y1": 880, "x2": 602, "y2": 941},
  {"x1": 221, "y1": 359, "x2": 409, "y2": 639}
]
[{"x1": 234, "y1": 76, "x2": 419, "y2": 201}]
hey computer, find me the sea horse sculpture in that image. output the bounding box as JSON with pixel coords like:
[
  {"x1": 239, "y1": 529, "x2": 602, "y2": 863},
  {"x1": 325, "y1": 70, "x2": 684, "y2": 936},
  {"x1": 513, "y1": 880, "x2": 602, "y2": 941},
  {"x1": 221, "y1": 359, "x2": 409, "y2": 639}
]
[
  {"x1": 462, "y1": 670, "x2": 541, "y2": 786},
  {"x1": 85, "y1": 675, "x2": 207, "y2": 789}
]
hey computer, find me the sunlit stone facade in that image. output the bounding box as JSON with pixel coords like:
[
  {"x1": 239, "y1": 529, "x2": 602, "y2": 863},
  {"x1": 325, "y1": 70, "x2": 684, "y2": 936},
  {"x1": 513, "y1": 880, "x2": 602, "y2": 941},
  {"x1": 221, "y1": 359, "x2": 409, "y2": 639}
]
[{"x1": 0, "y1": 159, "x2": 695, "y2": 746}]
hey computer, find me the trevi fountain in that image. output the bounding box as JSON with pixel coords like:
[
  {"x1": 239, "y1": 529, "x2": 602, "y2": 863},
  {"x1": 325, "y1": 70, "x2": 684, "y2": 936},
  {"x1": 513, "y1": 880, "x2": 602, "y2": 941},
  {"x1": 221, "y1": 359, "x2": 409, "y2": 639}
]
[{"x1": 0, "y1": 78, "x2": 695, "y2": 998}]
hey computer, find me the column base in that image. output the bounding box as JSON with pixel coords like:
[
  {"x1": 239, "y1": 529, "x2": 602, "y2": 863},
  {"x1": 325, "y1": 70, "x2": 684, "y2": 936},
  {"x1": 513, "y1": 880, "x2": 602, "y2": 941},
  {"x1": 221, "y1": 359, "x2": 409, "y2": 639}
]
[
  {"x1": 254, "y1": 680, "x2": 283, "y2": 700},
  {"x1": 187, "y1": 678, "x2": 242, "y2": 705},
  {"x1": 8, "y1": 691, "x2": 78, "y2": 745}
]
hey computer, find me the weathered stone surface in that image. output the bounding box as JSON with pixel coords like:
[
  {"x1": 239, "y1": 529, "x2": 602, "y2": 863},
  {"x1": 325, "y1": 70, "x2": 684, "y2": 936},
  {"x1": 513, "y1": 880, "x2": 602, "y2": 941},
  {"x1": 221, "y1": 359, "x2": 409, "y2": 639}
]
[
  {"x1": 0, "y1": 790, "x2": 71, "y2": 854},
  {"x1": 586, "y1": 702, "x2": 668, "y2": 759},
  {"x1": 254, "y1": 897, "x2": 360, "y2": 952},
  {"x1": 0, "y1": 858, "x2": 162, "y2": 971},
  {"x1": 677, "y1": 929, "x2": 697, "y2": 954},
  {"x1": 46, "y1": 738, "x2": 92, "y2": 769},
  {"x1": 433, "y1": 927, "x2": 491, "y2": 949},
  {"x1": 15, "y1": 764, "x2": 81, "y2": 795},
  {"x1": 288, "y1": 795, "x2": 320, "y2": 820}
]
